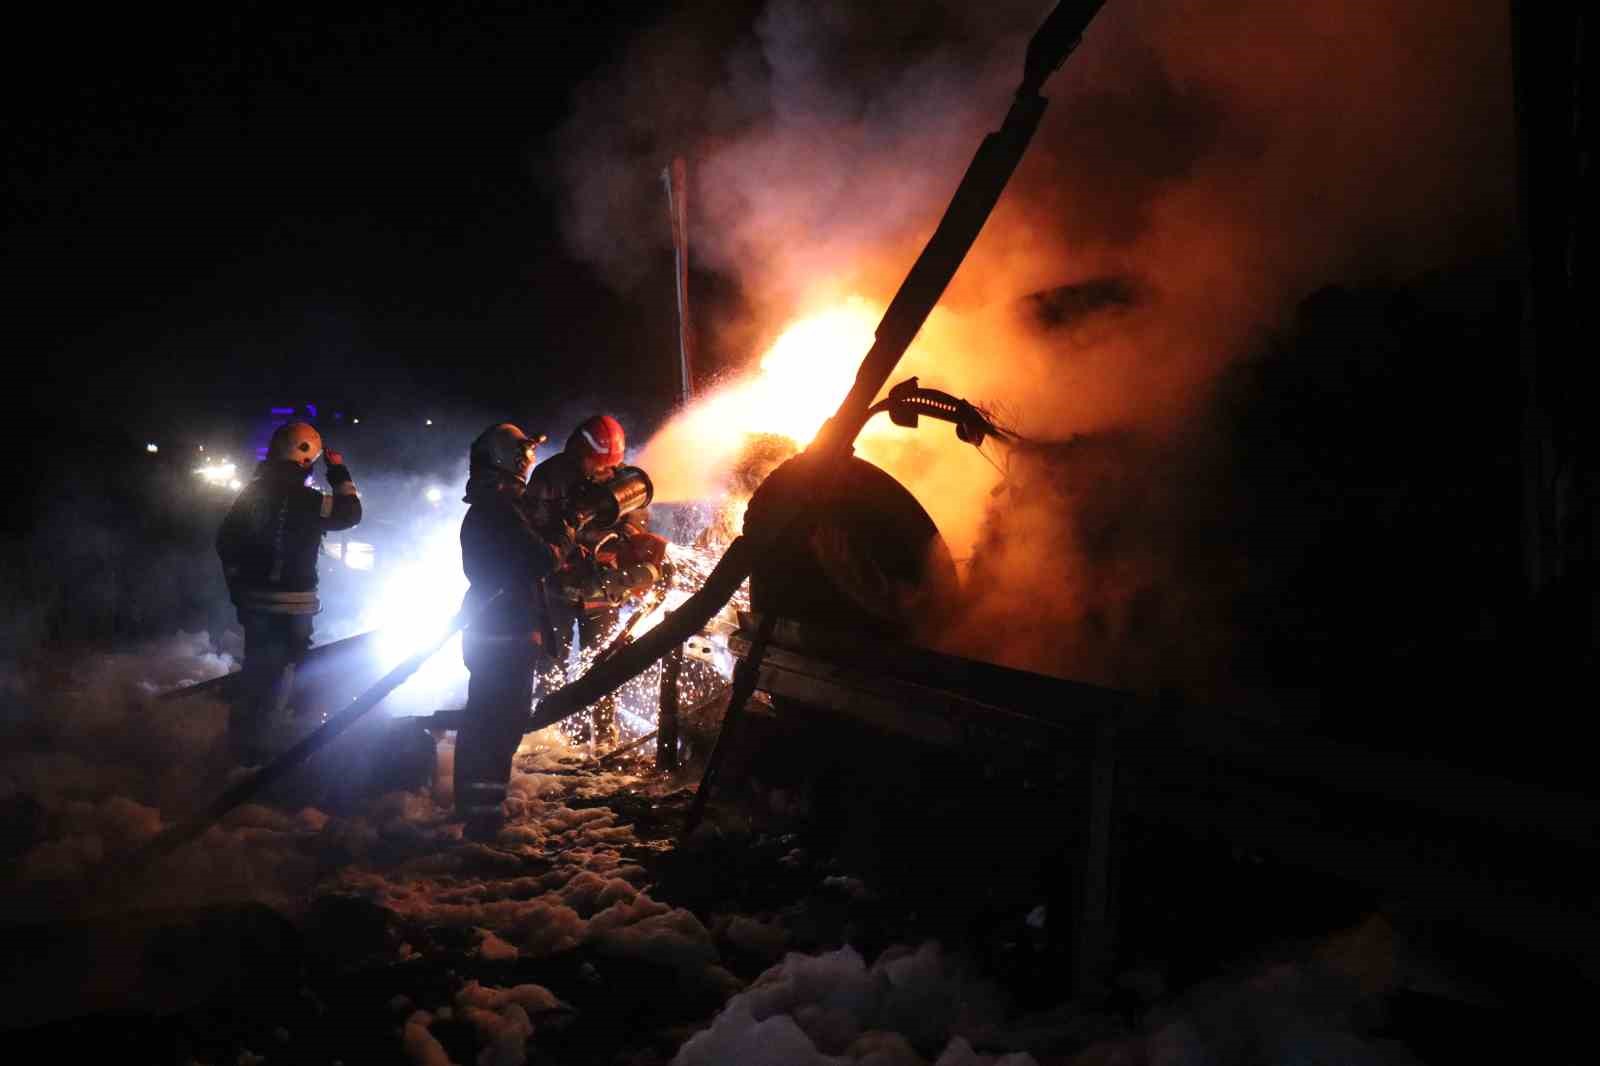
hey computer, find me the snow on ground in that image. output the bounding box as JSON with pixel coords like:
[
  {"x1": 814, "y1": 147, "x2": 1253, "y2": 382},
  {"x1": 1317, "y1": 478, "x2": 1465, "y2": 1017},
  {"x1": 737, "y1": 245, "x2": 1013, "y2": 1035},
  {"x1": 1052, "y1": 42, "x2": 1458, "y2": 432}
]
[
  {"x1": 333, "y1": 730, "x2": 742, "y2": 998},
  {"x1": 402, "y1": 980, "x2": 572, "y2": 1066},
  {"x1": 673, "y1": 942, "x2": 1040, "y2": 1066},
  {"x1": 2, "y1": 631, "x2": 1446, "y2": 1065},
  {"x1": 1, "y1": 631, "x2": 240, "y2": 904}
]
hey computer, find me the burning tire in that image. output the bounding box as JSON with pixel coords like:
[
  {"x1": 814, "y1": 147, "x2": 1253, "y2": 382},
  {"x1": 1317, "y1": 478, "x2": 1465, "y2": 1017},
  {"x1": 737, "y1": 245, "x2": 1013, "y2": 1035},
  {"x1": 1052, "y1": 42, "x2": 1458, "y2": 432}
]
[{"x1": 743, "y1": 455, "x2": 958, "y2": 640}]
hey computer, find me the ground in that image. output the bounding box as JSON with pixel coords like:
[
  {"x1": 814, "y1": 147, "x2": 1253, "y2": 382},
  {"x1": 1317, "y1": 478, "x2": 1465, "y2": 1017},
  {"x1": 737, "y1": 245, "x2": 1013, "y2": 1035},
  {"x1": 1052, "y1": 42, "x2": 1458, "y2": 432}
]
[{"x1": 0, "y1": 633, "x2": 1544, "y2": 1064}]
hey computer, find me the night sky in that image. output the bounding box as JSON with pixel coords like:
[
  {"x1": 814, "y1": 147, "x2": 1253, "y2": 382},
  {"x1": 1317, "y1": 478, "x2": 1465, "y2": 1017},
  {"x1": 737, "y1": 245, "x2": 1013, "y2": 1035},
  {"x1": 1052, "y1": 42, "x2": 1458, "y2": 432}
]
[{"x1": 9, "y1": 2, "x2": 689, "y2": 445}]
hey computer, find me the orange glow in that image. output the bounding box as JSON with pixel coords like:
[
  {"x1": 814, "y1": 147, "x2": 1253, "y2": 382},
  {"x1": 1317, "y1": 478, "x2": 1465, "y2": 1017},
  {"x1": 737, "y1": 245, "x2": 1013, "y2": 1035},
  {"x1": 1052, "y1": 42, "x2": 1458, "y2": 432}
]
[
  {"x1": 637, "y1": 297, "x2": 884, "y2": 508},
  {"x1": 637, "y1": 294, "x2": 1009, "y2": 560},
  {"x1": 748, "y1": 300, "x2": 881, "y2": 445},
  {"x1": 643, "y1": 297, "x2": 880, "y2": 481}
]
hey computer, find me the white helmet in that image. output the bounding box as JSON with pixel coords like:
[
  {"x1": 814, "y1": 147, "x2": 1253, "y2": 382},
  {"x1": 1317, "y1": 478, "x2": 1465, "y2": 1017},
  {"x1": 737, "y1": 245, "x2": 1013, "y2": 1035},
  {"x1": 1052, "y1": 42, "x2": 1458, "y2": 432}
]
[
  {"x1": 268, "y1": 422, "x2": 323, "y2": 469},
  {"x1": 471, "y1": 423, "x2": 539, "y2": 482}
]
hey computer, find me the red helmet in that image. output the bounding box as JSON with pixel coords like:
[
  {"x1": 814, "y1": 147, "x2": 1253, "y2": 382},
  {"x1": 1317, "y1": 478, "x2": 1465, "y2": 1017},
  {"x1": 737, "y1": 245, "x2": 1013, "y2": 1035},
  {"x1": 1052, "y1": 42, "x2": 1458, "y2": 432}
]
[{"x1": 568, "y1": 414, "x2": 625, "y2": 472}]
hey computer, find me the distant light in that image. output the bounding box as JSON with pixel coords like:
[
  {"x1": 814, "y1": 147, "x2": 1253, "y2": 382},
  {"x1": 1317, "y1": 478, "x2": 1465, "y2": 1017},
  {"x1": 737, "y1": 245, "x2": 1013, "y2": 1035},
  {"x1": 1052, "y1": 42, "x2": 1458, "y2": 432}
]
[
  {"x1": 345, "y1": 541, "x2": 376, "y2": 571},
  {"x1": 196, "y1": 461, "x2": 238, "y2": 486},
  {"x1": 197, "y1": 444, "x2": 205, "y2": 452},
  {"x1": 145, "y1": 442, "x2": 159, "y2": 454},
  {"x1": 425, "y1": 419, "x2": 433, "y2": 426},
  {"x1": 228, "y1": 479, "x2": 242, "y2": 491},
  {"x1": 352, "y1": 418, "x2": 361, "y2": 425},
  {"x1": 425, "y1": 486, "x2": 443, "y2": 504}
]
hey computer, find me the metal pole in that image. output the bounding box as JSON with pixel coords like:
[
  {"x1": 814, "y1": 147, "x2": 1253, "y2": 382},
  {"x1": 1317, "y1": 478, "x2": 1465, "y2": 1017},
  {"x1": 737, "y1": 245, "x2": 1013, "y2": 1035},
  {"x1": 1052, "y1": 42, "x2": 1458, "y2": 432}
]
[
  {"x1": 1074, "y1": 719, "x2": 1119, "y2": 1003},
  {"x1": 683, "y1": 612, "x2": 776, "y2": 837},
  {"x1": 658, "y1": 633, "x2": 683, "y2": 770},
  {"x1": 663, "y1": 156, "x2": 695, "y2": 405}
]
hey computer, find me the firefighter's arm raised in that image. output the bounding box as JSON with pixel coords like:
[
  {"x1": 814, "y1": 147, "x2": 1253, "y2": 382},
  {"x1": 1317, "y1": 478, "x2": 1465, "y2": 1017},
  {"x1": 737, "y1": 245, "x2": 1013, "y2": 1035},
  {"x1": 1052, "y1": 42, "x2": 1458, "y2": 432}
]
[{"x1": 317, "y1": 449, "x2": 362, "y2": 532}]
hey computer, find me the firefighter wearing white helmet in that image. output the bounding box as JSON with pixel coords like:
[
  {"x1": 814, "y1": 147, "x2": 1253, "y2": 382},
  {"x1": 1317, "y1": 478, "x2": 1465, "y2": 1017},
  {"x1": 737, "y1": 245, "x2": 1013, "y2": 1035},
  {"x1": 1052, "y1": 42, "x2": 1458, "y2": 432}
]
[
  {"x1": 215, "y1": 421, "x2": 361, "y2": 765},
  {"x1": 469, "y1": 422, "x2": 542, "y2": 482},
  {"x1": 456, "y1": 422, "x2": 571, "y2": 841}
]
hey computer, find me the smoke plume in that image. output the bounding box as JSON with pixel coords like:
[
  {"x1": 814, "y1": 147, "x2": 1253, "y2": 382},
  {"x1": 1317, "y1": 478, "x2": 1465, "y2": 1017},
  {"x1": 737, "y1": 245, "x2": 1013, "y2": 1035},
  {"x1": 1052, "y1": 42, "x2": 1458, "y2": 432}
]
[{"x1": 557, "y1": 0, "x2": 1517, "y2": 696}]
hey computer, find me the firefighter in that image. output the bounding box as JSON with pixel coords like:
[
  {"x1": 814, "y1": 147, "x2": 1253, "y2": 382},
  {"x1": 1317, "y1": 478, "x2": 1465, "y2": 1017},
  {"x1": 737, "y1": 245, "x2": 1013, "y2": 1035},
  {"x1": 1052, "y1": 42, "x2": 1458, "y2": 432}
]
[
  {"x1": 216, "y1": 422, "x2": 360, "y2": 765},
  {"x1": 526, "y1": 414, "x2": 662, "y2": 747},
  {"x1": 457, "y1": 423, "x2": 572, "y2": 841}
]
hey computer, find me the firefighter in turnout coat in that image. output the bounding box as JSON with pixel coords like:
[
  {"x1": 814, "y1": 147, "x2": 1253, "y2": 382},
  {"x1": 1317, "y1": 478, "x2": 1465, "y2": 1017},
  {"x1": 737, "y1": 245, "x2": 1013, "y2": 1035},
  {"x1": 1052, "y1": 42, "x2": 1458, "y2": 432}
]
[
  {"x1": 456, "y1": 423, "x2": 572, "y2": 841},
  {"x1": 215, "y1": 421, "x2": 360, "y2": 765},
  {"x1": 525, "y1": 414, "x2": 659, "y2": 747}
]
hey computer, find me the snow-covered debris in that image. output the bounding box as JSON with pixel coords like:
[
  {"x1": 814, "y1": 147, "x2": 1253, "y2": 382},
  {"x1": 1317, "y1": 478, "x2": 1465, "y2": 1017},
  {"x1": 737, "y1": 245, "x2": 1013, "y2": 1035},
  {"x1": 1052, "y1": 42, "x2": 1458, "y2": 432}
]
[
  {"x1": 455, "y1": 980, "x2": 568, "y2": 1018},
  {"x1": 673, "y1": 942, "x2": 1030, "y2": 1066},
  {"x1": 475, "y1": 928, "x2": 519, "y2": 961},
  {"x1": 400, "y1": 982, "x2": 571, "y2": 1066},
  {"x1": 402, "y1": 1010, "x2": 455, "y2": 1066}
]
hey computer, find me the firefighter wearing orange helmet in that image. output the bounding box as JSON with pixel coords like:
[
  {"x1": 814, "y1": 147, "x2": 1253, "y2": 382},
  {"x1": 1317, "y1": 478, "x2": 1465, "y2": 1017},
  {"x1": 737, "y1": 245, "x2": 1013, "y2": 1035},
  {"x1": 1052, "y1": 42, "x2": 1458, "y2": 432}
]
[{"x1": 216, "y1": 421, "x2": 361, "y2": 765}]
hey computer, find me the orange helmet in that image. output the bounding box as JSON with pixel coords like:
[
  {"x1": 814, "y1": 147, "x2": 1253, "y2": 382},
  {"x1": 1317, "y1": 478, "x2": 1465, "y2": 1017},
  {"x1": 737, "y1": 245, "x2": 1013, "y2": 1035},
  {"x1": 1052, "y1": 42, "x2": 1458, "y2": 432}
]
[
  {"x1": 567, "y1": 414, "x2": 625, "y2": 474},
  {"x1": 268, "y1": 422, "x2": 323, "y2": 469}
]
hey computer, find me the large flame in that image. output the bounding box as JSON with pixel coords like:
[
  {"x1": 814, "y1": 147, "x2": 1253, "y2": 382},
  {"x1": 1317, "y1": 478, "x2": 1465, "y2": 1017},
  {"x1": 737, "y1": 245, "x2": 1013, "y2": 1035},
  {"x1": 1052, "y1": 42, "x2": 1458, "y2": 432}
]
[
  {"x1": 638, "y1": 294, "x2": 1006, "y2": 560},
  {"x1": 745, "y1": 299, "x2": 881, "y2": 445},
  {"x1": 641, "y1": 297, "x2": 882, "y2": 499}
]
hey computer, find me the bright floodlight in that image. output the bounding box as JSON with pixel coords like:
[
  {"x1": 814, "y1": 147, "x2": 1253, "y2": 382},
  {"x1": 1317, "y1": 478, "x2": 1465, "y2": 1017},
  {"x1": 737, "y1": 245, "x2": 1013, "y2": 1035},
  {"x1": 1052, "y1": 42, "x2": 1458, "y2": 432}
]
[
  {"x1": 145, "y1": 442, "x2": 159, "y2": 453},
  {"x1": 229, "y1": 479, "x2": 242, "y2": 491},
  {"x1": 196, "y1": 461, "x2": 238, "y2": 486},
  {"x1": 425, "y1": 486, "x2": 443, "y2": 504},
  {"x1": 344, "y1": 542, "x2": 376, "y2": 571},
  {"x1": 425, "y1": 418, "x2": 433, "y2": 426}
]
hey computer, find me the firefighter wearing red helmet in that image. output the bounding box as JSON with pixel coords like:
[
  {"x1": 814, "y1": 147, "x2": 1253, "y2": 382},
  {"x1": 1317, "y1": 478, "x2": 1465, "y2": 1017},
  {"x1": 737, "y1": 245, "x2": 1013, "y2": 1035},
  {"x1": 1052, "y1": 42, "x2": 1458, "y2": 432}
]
[
  {"x1": 455, "y1": 423, "x2": 573, "y2": 841},
  {"x1": 215, "y1": 422, "x2": 361, "y2": 765},
  {"x1": 526, "y1": 414, "x2": 664, "y2": 747}
]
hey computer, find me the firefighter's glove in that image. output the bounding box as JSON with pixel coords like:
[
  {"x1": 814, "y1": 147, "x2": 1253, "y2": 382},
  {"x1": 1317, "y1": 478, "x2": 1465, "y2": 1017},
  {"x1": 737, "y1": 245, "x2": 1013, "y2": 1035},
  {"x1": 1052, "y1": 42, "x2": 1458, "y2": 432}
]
[
  {"x1": 544, "y1": 520, "x2": 579, "y2": 569},
  {"x1": 324, "y1": 451, "x2": 352, "y2": 486}
]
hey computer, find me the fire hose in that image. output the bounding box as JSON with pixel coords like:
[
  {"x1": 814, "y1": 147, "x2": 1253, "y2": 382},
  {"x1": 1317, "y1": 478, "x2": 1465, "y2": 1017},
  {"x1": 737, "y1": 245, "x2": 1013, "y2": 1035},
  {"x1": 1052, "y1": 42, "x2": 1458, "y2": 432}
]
[
  {"x1": 121, "y1": 590, "x2": 505, "y2": 879},
  {"x1": 527, "y1": 1, "x2": 1105, "y2": 751}
]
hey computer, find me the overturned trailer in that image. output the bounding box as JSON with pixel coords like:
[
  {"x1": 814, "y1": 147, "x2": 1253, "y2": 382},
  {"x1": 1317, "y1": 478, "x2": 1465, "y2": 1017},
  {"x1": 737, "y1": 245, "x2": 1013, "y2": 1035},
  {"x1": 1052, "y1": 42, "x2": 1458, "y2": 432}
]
[{"x1": 713, "y1": 607, "x2": 1600, "y2": 1003}]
